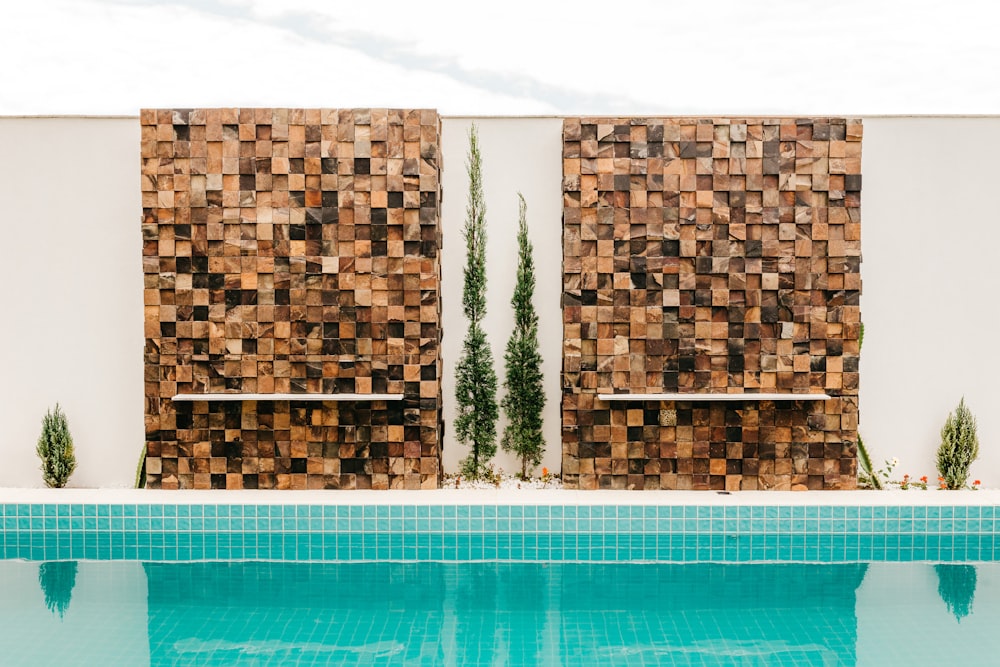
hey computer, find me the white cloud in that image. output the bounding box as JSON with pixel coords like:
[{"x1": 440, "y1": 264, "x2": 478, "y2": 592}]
[
  {"x1": 1, "y1": 0, "x2": 998, "y2": 115},
  {"x1": 0, "y1": 0, "x2": 557, "y2": 115}
]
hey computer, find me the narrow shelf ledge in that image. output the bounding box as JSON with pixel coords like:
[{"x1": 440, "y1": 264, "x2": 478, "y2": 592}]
[
  {"x1": 597, "y1": 392, "x2": 832, "y2": 402},
  {"x1": 172, "y1": 393, "x2": 404, "y2": 402}
]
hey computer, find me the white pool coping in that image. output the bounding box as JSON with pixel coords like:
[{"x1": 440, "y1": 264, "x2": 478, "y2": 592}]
[{"x1": 1, "y1": 488, "x2": 997, "y2": 506}]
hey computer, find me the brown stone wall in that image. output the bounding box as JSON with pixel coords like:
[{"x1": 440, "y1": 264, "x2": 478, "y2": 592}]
[
  {"x1": 561, "y1": 117, "x2": 861, "y2": 490},
  {"x1": 141, "y1": 108, "x2": 442, "y2": 489}
]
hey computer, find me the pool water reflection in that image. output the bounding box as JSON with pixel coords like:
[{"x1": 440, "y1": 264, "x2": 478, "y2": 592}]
[{"x1": 5, "y1": 560, "x2": 999, "y2": 666}]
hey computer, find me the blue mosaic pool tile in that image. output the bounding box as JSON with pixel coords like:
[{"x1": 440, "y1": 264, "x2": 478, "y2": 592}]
[{"x1": 2, "y1": 502, "x2": 999, "y2": 563}]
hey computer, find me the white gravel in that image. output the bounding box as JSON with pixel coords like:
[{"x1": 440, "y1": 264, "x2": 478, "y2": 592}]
[{"x1": 440, "y1": 473, "x2": 563, "y2": 490}]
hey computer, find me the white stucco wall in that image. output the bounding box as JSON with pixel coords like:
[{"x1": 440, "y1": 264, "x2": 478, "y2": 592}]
[
  {"x1": 0, "y1": 117, "x2": 143, "y2": 488},
  {"x1": 0, "y1": 115, "x2": 997, "y2": 487},
  {"x1": 439, "y1": 118, "x2": 564, "y2": 476},
  {"x1": 860, "y1": 117, "x2": 1000, "y2": 484}
]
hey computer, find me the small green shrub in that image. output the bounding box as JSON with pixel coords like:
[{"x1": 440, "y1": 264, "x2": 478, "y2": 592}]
[
  {"x1": 36, "y1": 404, "x2": 77, "y2": 488},
  {"x1": 936, "y1": 398, "x2": 979, "y2": 490}
]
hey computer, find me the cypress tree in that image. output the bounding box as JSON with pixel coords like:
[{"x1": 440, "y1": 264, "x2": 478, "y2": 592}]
[
  {"x1": 455, "y1": 125, "x2": 498, "y2": 479},
  {"x1": 36, "y1": 403, "x2": 76, "y2": 488},
  {"x1": 501, "y1": 193, "x2": 545, "y2": 478}
]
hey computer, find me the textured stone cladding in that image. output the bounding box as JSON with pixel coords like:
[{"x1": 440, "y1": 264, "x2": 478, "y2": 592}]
[
  {"x1": 141, "y1": 108, "x2": 443, "y2": 490},
  {"x1": 561, "y1": 117, "x2": 861, "y2": 491}
]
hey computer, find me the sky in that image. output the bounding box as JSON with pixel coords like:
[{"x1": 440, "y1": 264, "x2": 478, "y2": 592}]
[{"x1": 1, "y1": 0, "x2": 998, "y2": 116}]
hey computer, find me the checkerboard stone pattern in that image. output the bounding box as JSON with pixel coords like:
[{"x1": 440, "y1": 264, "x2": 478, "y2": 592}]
[
  {"x1": 562, "y1": 117, "x2": 862, "y2": 490},
  {"x1": 141, "y1": 108, "x2": 443, "y2": 490}
]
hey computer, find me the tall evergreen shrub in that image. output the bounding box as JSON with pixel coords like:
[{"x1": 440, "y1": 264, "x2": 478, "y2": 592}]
[
  {"x1": 455, "y1": 125, "x2": 498, "y2": 479},
  {"x1": 36, "y1": 404, "x2": 76, "y2": 488},
  {"x1": 936, "y1": 397, "x2": 979, "y2": 489},
  {"x1": 501, "y1": 194, "x2": 545, "y2": 478}
]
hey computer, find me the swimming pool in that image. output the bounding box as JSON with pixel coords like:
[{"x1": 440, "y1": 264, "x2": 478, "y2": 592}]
[{"x1": 1, "y1": 492, "x2": 998, "y2": 666}]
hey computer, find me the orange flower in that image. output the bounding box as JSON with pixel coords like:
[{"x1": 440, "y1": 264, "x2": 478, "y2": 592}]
[
  {"x1": 542, "y1": 467, "x2": 549, "y2": 477},
  {"x1": 974, "y1": 480, "x2": 981, "y2": 486},
  {"x1": 920, "y1": 476, "x2": 928, "y2": 483}
]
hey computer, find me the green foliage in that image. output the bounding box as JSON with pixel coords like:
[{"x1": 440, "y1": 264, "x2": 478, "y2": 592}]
[
  {"x1": 456, "y1": 324, "x2": 499, "y2": 478},
  {"x1": 936, "y1": 398, "x2": 979, "y2": 490},
  {"x1": 855, "y1": 435, "x2": 882, "y2": 489},
  {"x1": 461, "y1": 124, "x2": 488, "y2": 325},
  {"x1": 38, "y1": 561, "x2": 78, "y2": 618},
  {"x1": 455, "y1": 125, "x2": 498, "y2": 479},
  {"x1": 935, "y1": 564, "x2": 977, "y2": 622},
  {"x1": 135, "y1": 442, "x2": 147, "y2": 489},
  {"x1": 478, "y1": 463, "x2": 502, "y2": 487},
  {"x1": 36, "y1": 404, "x2": 76, "y2": 488},
  {"x1": 501, "y1": 194, "x2": 546, "y2": 478}
]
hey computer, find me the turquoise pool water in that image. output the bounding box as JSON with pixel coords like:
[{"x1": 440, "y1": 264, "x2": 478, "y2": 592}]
[{"x1": 2, "y1": 560, "x2": 1000, "y2": 666}]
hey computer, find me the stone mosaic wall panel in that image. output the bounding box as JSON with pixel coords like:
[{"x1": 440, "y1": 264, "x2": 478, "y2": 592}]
[
  {"x1": 141, "y1": 108, "x2": 442, "y2": 490},
  {"x1": 562, "y1": 117, "x2": 861, "y2": 490}
]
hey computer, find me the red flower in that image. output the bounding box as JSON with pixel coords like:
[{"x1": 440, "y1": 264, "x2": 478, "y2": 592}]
[{"x1": 974, "y1": 480, "x2": 981, "y2": 486}]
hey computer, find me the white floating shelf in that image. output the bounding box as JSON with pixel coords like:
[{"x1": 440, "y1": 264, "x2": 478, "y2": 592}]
[
  {"x1": 597, "y1": 393, "x2": 831, "y2": 402},
  {"x1": 172, "y1": 393, "x2": 403, "y2": 402}
]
